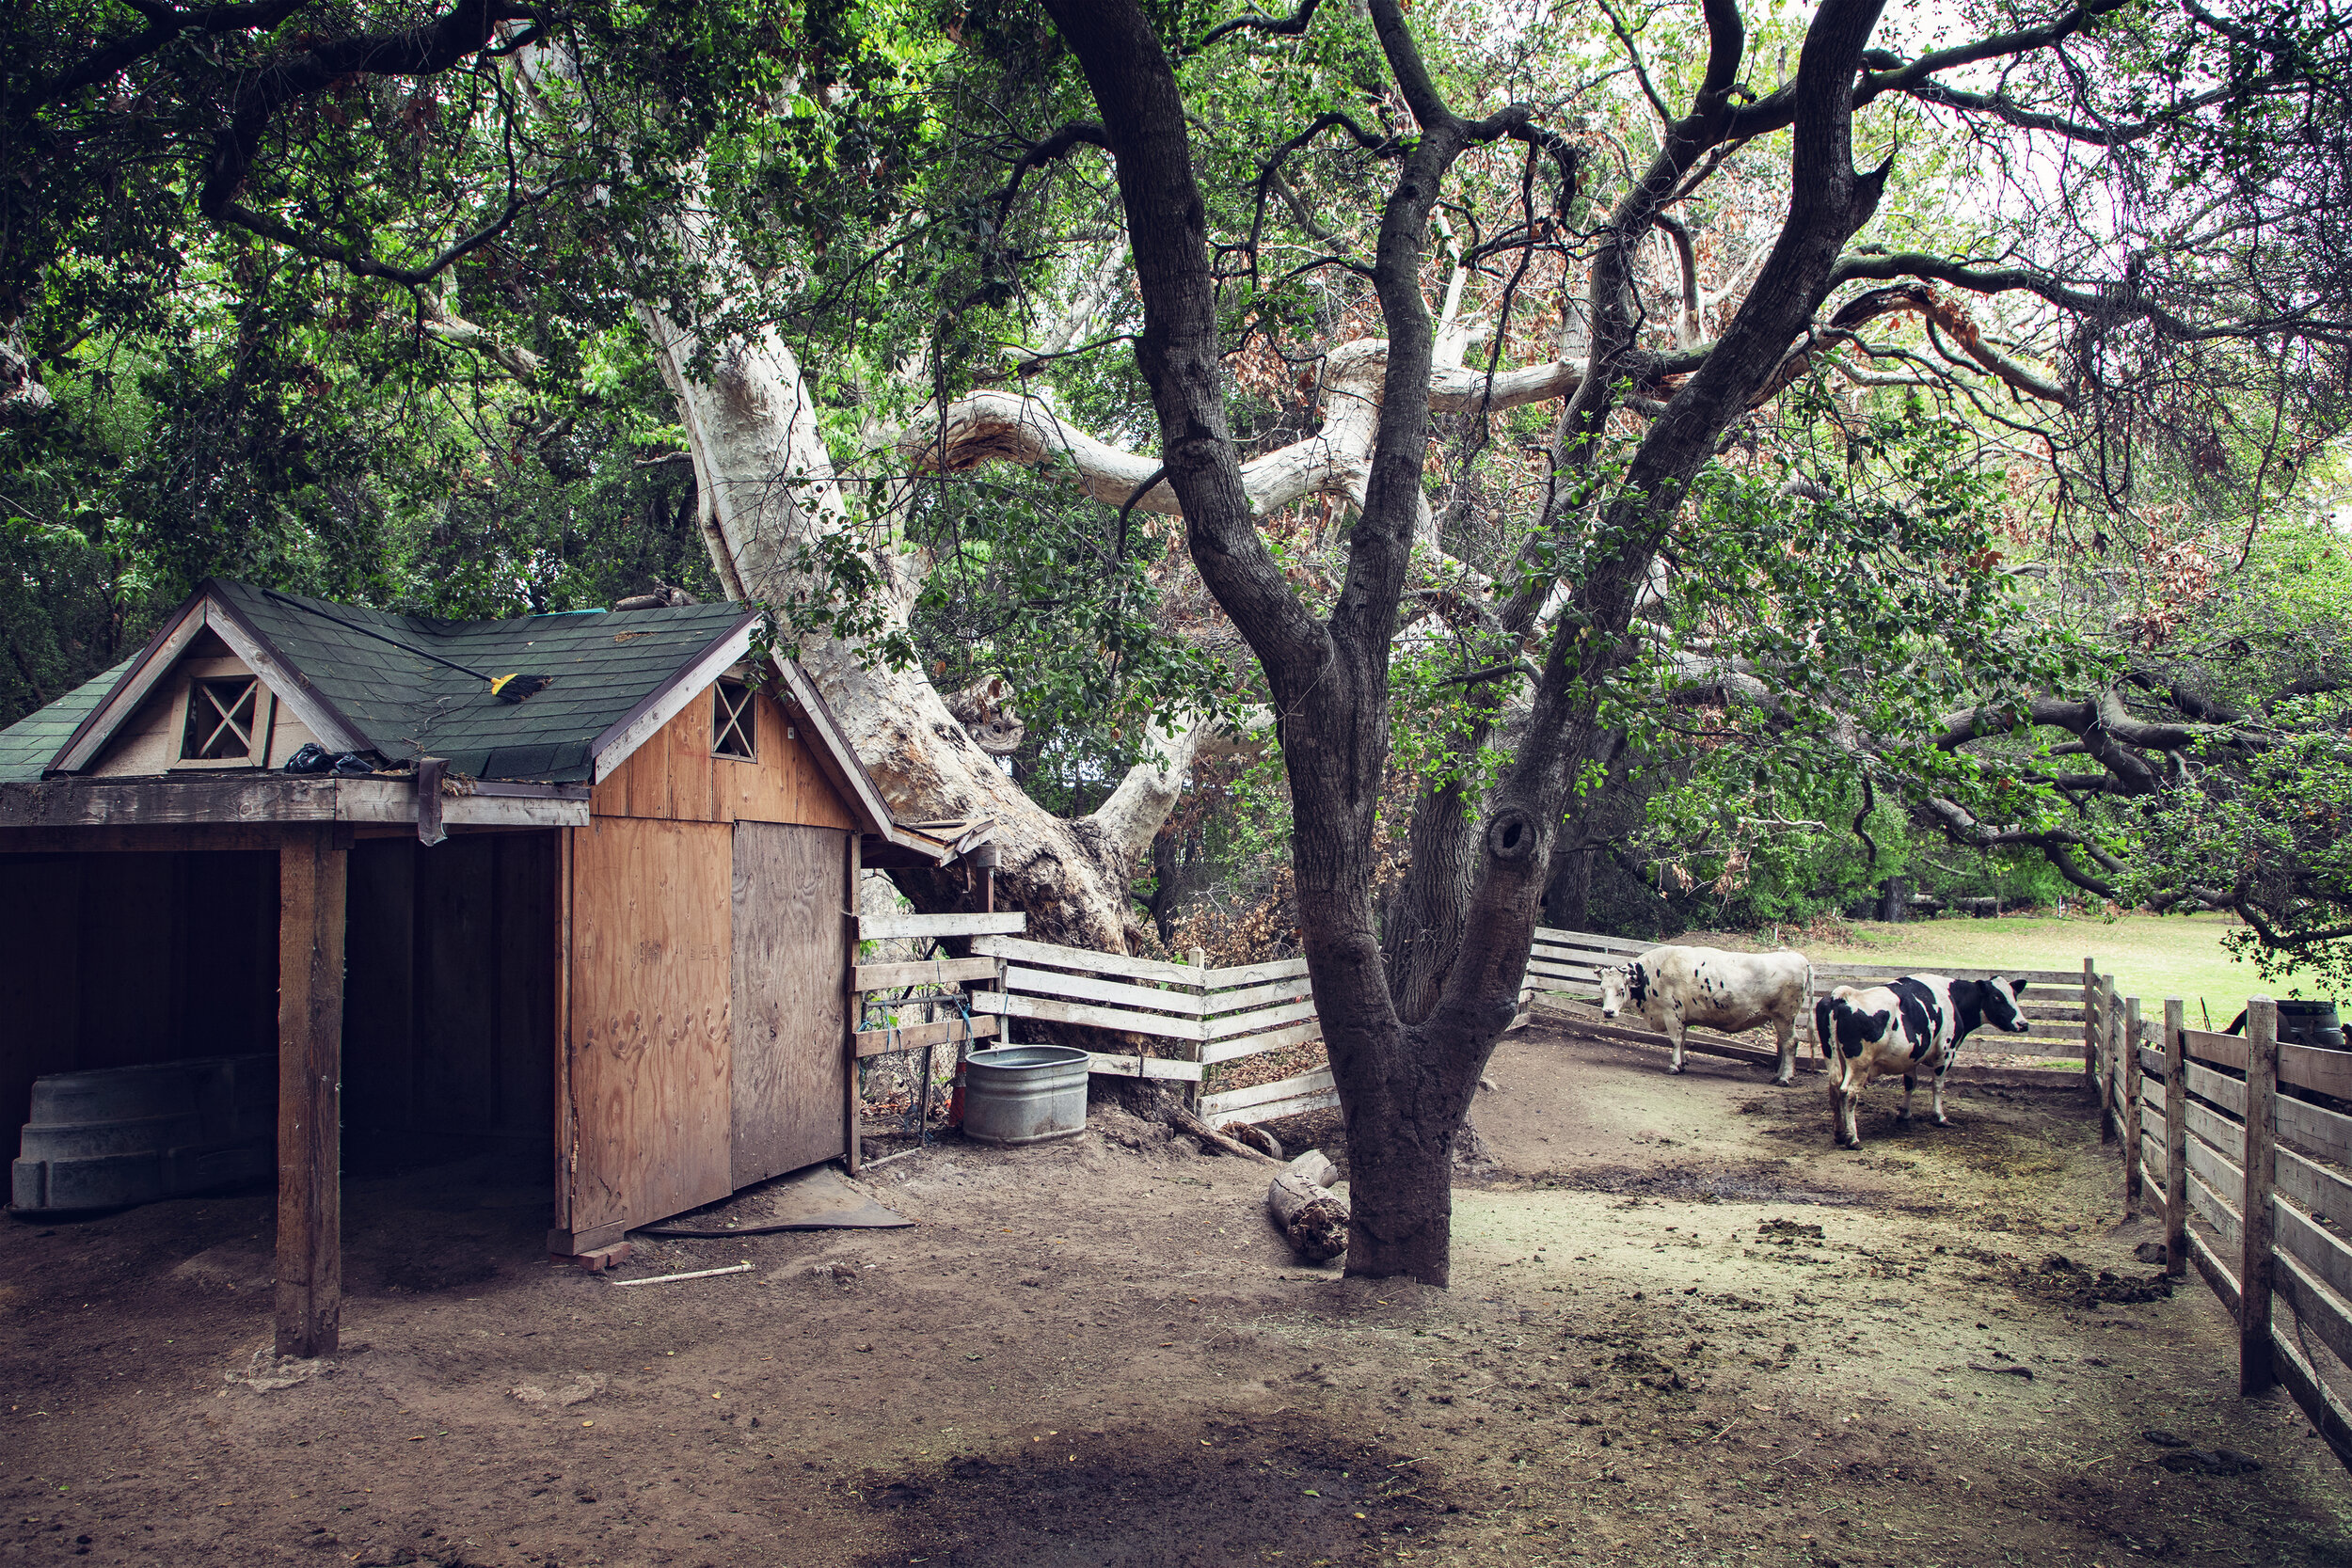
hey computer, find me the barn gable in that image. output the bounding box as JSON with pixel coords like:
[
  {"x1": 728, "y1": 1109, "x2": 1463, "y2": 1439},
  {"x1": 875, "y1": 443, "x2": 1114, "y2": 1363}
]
[{"x1": 0, "y1": 578, "x2": 984, "y2": 866}]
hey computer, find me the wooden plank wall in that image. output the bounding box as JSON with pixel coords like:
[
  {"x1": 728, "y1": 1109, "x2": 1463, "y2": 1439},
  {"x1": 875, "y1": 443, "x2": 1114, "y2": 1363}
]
[
  {"x1": 341, "y1": 834, "x2": 555, "y2": 1145},
  {"x1": 562, "y1": 816, "x2": 735, "y2": 1247},
  {"x1": 591, "y1": 687, "x2": 853, "y2": 831},
  {"x1": 0, "y1": 849, "x2": 278, "y2": 1137}
]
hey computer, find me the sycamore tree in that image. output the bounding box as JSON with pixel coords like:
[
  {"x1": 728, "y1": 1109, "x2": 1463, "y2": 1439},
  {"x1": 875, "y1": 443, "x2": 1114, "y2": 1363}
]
[{"x1": 8, "y1": 0, "x2": 2352, "y2": 1279}]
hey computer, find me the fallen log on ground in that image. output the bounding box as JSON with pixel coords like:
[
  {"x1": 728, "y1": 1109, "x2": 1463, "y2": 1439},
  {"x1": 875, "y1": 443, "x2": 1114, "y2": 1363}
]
[
  {"x1": 1267, "y1": 1149, "x2": 1348, "y2": 1262},
  {"x1": 1228, "y1": 1121, "x2": 1286, "y2": 1161},
  {"x1": 1169, "y1": 1104, "x2": 1282, "y2": 1164}
]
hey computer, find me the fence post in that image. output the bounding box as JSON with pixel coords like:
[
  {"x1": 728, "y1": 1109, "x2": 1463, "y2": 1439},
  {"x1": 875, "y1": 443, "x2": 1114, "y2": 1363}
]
[
  {"x1": 2099, "y1": 973, "x2": 2120, "y2": 1143},
  {"x1": 2082, "y1": 958, "x2": 2100, "y2": 1094},
  {"x1": 2122, "y1": 995, "x2": 2143, "y2": 1215},
  {"x1": 2164, "y1": 997, "x2": 2187, "y2": 1277},
  {"x1": 1188, "y1": 946, "x2": 1210, "y2": 1123},
  {"x1": 2241, "y1": 995, "x2": 2279, "y2": 1396}
]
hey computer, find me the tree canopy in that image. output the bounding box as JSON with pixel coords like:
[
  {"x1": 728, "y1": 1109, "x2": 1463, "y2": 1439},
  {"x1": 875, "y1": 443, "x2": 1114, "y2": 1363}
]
[{"x1": 8, "y1": 0, "x2": 2352, "y2": 1279}]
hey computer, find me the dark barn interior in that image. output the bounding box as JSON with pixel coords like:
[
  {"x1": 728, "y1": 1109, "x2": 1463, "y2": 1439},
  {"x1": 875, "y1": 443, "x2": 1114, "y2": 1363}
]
[{"x1": 1, "y1": 833, "x2": 555, "y2": 1201}]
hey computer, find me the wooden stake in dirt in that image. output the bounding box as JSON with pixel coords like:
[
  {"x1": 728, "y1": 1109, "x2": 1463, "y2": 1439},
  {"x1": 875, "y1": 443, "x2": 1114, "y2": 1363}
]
[
  {"x1": 2164, "y1": 997, "x2": 2188, "y2": 1278},
  {"x1": 2241, "y1": 995, "x2": 2280, "y2": 1396},
  {"x1": 1267, "y1": 1150, "x2": 1348, "y2": 1262},
  {"x1": 2123, "y1": 995, "x2": 2143, "y2": 1214}
]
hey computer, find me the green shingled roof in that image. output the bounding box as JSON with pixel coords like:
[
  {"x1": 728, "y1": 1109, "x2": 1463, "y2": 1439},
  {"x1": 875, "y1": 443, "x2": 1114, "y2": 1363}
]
[
  {"x1": 0, "y1": 579, "x2": 758, "y2": 784},
  {"x1": 0, "y1": 657, "x2": 135, "y2": 784}
]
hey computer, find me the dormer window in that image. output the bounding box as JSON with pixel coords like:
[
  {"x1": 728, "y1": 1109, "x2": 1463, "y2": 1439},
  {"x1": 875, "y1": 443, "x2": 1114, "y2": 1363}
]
[
  {"x1": 711, "y1": 677, "x2": 756, "y2": 761},
  {"x1": 177, "y1": 675, "x2": 270, "y2": 768}
]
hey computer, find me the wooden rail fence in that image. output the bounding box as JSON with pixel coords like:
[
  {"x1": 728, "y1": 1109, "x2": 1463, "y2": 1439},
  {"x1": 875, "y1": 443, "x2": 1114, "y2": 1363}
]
[
  {"x1": 849, "y1": 911, "x2": 1335, "y2": 1132},
  {"x1": 2095, "y1": 990, "x2": 2352, "y2": 1470},
  {"x1": 1522, "y1": 926, "x2": 2098, "y2": 1073}
]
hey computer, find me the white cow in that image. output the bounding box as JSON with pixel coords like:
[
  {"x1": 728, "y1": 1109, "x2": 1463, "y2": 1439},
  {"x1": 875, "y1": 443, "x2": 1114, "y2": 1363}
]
[{"x1": 1596, "y1": 945, "x2": 1816, "y2": 1084}]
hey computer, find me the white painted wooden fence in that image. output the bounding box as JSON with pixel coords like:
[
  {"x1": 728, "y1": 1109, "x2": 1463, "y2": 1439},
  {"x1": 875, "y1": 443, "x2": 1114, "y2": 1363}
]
[
  {"x1": 967, "y1": 936, "x2": 1334, "y2": 1127},
  {"x1": 849, "y1": 909, "x2": 1333, "y2": 1130}
]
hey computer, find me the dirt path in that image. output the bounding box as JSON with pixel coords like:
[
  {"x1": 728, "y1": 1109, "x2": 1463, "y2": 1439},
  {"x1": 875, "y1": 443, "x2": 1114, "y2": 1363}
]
[{"x1": 4, "y1": 1022, "x2": 2348, "y2": 1567}]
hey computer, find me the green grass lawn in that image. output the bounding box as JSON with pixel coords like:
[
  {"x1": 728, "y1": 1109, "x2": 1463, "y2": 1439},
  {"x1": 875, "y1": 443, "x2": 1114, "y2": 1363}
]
[{"x1": 1806, "y1": 912, "x2": 2283, "y2": 1026}]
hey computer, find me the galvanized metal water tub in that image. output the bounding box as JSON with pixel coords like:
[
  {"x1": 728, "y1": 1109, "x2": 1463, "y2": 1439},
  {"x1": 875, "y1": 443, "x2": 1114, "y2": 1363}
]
[{"x1": 961, "y1": 1045, "x2": 1089, "y2": 1147}]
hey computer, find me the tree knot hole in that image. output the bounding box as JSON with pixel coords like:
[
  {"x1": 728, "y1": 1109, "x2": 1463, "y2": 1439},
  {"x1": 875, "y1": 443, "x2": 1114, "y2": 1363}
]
[{"x1": 1486, "y1": 811, "x2": 1534, "y2": 863}]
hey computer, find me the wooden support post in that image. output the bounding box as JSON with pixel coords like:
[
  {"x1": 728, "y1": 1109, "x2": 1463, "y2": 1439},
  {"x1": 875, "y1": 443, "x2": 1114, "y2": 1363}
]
[
  {"x1": 844, "y1": 832, "x2": 862, "y2": 1175},
  {"x1": 2241, "y1": 995, "x2": 2280, "y2": 1396},
  {"x1": 2082, "y1": 959, "x2": 2099, "y2": 1094},
  {"x1": 2122, "y1": 996, "x2": 2143, "y2": 1214},
  {"x1": 2098, "y1": 973, "x2": 2120, "y2": 1142},
  {"x1": 550, "y1": 827, "x2": 574, "y2": 1250},
  {"x1": 275, "y1": 828, "x2": 346, "y2": 1360},
  {"x1": 2164, "y1": 998, "x2": 2187, "y2": 1277},
  {"x1": 1187, "y1": 946, "x2": 1209, "y2": 1123}
]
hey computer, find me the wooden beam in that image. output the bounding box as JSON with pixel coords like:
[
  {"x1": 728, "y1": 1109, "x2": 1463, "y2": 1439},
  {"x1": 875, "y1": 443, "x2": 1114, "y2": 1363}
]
[
  {"x1": 975, "y1": 932, "x2": 1201, "y2": 986},
  {"x1": 854, "y1": 1014, "x2": 999, "y2": 1057},
  {"x1": 2243, "y1": 996, "x2": 2280, "y2": 1396},
  {"x1": 0, "y1": 824, "x2": 318, "y2": 854},
  {"x1": 275, "y1": 828, "x2": 346, "y2": 1359},
  {"x1": 852, "y1": 956, "x2": 1000, "y2": 992},
  {"x1": 864, "y1": 910, "x2": 1027, "y2": 941},
  {"x1": 843, "y1": 832, "x2": 862, "y2": 1175}
]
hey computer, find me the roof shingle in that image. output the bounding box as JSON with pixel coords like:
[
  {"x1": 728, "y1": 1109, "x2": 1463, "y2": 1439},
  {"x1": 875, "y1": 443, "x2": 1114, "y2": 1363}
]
[{"x1": 0, "y1": 580, "x2": 756, "y2": 784}]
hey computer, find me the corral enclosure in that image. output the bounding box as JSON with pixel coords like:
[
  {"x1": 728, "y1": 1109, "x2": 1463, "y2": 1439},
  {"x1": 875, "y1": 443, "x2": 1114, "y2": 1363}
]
[{"x1": 6, "y1": 1011, "x2": 2351, "y2": 1566}]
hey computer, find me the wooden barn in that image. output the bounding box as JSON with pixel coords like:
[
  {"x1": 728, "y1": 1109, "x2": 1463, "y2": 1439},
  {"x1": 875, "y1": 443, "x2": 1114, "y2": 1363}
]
[{"x1": 0, "y1": 578, "x2": 986, "y2": 1354}]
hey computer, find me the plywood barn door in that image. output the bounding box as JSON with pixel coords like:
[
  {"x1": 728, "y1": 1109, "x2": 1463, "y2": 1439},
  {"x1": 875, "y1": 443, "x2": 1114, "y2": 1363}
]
[
  {"x1": 564, "y1": 817, "x2": 734, "y2": 1246},
  {"x1": 730, "y1": 822, "x2": 850, "y2": 1185}
]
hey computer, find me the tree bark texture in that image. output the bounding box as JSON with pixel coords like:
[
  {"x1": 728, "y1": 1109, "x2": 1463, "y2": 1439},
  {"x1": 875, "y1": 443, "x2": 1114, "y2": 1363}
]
[{"x1": 631, "y1": 299, "x2": 1231, "y2": 949}]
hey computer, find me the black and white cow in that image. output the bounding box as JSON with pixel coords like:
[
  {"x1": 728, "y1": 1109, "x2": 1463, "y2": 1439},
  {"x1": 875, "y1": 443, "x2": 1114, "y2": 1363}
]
[
  {"x1": 1813, "y1": 974, "x2": 2032, "y2": 1148},
  {"x1": 1596, "y1": 946, "x2": 1816, "y2": 1085}
]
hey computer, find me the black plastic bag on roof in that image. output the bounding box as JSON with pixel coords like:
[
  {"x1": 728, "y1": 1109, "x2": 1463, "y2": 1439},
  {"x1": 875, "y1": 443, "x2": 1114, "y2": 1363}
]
[
  {"x1": 282, "y1": 742, "x2": 332, "y2": 775},
  {"x1": 330, "y1": 752, "x2": 374, "y2": 775}
]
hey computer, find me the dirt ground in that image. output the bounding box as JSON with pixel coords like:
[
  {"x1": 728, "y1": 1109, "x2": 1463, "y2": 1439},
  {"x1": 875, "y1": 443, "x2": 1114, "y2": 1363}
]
[{"x1": 6, "y1": 1019, "x2": 2351, "y2": 1568}]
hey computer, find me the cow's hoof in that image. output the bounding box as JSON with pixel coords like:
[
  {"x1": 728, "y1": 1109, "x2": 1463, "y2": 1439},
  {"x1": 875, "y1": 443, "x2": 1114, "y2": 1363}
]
[
  {"x1": 1773, "y1": 1074, "x2": 1794, "y2": 1087},
  {"x1": 1931, "y1": 1116, "x2": 1950, "y2": 1127},
  {"x1": 1668, "y1": 1064, "x2": 1685, "y2": 1075}
]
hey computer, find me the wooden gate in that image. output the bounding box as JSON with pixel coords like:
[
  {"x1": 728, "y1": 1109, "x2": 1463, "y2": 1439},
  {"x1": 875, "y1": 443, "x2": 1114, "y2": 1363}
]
[{"x1": 731, "y1": 822, "x2": 850, "y2": 1186}]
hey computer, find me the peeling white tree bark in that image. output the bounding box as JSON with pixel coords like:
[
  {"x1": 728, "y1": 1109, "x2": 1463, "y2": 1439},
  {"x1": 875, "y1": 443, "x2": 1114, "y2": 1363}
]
[{"x1": 902, "y1": 337, "x2": 1585, "y2": 522}]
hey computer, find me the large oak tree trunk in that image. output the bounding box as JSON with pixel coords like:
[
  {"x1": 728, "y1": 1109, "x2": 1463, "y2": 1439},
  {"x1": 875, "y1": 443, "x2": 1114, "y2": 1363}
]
[{"x1": 634, "y1": 305, "x2": 1206, "y2": 948}]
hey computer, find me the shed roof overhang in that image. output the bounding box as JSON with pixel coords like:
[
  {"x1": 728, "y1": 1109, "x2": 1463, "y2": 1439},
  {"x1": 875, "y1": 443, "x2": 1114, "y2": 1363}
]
[{"x1": 0, "y1": 773, "x2": 587, "y2": 851}]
